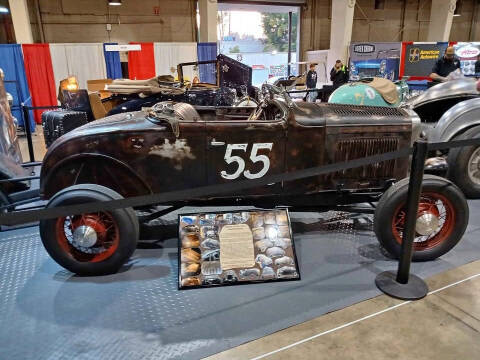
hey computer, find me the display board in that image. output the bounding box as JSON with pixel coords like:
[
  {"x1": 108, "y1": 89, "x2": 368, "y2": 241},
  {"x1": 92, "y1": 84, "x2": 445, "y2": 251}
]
[
  {"x1": 349, "y1": 42, "x2": 402, "y2": 81},
  {"x1": 453, "y1": 42, "x2": 480, "y2": 76},
  {"x1": 178, "y1": 209, "x2": 300, "y2": 289},
  {"x1": 402, "y1": 42, "x2": 449, "y2": 78}
]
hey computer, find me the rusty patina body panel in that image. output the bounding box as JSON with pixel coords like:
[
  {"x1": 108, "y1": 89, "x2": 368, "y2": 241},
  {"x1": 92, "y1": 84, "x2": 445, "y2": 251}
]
[{"x1": 40, "y1": 99, "x2": 413, "y2": 204}]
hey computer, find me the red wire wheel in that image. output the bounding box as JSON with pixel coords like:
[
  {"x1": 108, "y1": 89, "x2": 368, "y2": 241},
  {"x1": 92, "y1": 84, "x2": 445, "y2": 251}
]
[
  {"x1": 56, "y1": 212, "x2": 120, "y2": 263},
  {"x1": 391, "y1": 192, "x2": 455, "y2": 251}
]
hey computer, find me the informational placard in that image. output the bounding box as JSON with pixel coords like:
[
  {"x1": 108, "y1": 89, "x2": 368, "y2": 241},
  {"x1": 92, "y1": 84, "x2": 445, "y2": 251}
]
[
  {"x1": 178, "y1": 209, "x2": 300, "y2": 289},
  {"x1": 453, "y1": 42, "x2": 480, "y2": 76},
  {"x1": 403, "y1": 42, "x2": 449, "y2": 77},
  {"x1": 349, "y1": 42, "x2": 401, "y2": 81},
  {"x1": 219, "y1": 224, "x2": 255, "y2": 270}
]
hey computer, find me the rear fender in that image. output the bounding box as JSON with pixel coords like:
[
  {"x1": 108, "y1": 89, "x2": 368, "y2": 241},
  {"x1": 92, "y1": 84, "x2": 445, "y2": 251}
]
[{"x1": 40, "y1": 153, "x2": 151, "y2": 199}]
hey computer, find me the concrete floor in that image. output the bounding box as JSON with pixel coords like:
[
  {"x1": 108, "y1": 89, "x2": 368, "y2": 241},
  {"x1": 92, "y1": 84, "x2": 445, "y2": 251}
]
[{"x1": 207, "y1": 260, "x2": 480, "y2": 360}]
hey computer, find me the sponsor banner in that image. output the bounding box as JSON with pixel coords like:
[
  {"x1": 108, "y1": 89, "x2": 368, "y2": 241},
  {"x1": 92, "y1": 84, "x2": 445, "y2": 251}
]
[
  {"x1": 349, "y1": 42, "x2": 402, "y2": 80},
  {"x1": 403, "y1": 42, "x2": 449, "y2": 77},
  {"x1": 350, "y1": 42, "x2": 401, "y2": 61},
  {"x1": 453, "y1": 42, "x2": 480, "y2": 76}
]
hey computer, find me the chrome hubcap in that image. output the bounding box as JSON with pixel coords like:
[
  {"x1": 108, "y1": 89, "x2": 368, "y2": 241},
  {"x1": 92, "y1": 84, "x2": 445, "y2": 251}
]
[
  {"x1": 73, "y1": 225, "x2": 98, "y2": 248},
  {"x1": 415, "y1": 213, "x2": 440, "y2": 236},
  {"x1": 468, "y1": 147, "x2": 480, "y2": 186}
]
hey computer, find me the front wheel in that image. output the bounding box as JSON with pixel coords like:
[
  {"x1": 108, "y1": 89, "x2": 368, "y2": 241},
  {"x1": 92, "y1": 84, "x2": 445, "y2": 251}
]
[
  {"x1": 374, "y1": 175, "x2": 468, "y2": 261},
  {"x1": 40, "y1": 184, "x2": 139, "y2": 276},
  {"x1": 447, "y1": 126, "x2": 480, "y2": 198}
]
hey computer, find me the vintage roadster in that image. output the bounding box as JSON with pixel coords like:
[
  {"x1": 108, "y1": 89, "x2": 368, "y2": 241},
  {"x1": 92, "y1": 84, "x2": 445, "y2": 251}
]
[{"x1": 31, "y1": 84, "x2": 469, "y2": 275}]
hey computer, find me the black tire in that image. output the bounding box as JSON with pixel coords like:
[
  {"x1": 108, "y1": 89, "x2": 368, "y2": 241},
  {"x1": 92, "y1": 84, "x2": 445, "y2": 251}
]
[
  {"x1": 374, "y1": 175, "x2": 468, "y2": 261},
  {"x1": 447, "y1": 126, "x2": 480, "y2": 198},
  {"x1": 39, "y1": 184, "x2": 139, "y2": 276}
]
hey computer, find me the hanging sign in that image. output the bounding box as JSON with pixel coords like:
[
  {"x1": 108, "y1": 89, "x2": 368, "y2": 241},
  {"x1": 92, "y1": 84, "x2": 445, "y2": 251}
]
[{"x1": 104, "y1": 44, "x2": 142, "y2": 52}]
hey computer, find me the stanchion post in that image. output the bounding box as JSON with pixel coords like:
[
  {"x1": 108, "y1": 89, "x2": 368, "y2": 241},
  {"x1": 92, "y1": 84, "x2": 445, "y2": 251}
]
[
  {"x1": 375, "y1": 140, "x2": 429, "y2": 300},
  {"x1": 22, "y1": 104, "x2": 35, "y2": 163},
  {"x1": 396, "y1": 140, "x2": 428, "y2": 284}
]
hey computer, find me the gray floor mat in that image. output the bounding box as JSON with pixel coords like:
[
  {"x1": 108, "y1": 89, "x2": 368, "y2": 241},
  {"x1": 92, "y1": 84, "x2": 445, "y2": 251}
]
[{"x1": 0, "y1": 201, "x2": 479, "y2": 360}]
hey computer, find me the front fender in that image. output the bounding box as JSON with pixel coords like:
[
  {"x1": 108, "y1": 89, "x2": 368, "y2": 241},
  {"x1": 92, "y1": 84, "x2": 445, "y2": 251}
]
[{"x1": 430, "y1": 98, "x2": 480, "y2": 142}]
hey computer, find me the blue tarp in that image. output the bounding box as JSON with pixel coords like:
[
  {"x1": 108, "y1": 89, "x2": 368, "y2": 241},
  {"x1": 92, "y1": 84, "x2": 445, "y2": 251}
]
[
  {"x1": 197, "y1": 42, "x2": 217, "y2": 84},
  {"x1": 0, "y1": 44, "x2": 35, "y2": 132},
  {"x1": 103, "y1": 43, "x2": 123, "y2": 80}
]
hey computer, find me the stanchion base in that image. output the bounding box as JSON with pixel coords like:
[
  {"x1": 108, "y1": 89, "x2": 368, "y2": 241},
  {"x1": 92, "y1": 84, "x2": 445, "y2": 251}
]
[{"x1": 375, "y1": 271, "x2": 428, "y2": 300}]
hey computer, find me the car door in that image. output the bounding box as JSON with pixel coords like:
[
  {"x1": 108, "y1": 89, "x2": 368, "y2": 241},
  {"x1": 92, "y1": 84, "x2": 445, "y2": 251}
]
[
  {"x1": 206, "y1": 116, "x2": 286, "y2": 197},
  {"x1": 133, "y1": 119, "x2": 207, "y2": 194}
]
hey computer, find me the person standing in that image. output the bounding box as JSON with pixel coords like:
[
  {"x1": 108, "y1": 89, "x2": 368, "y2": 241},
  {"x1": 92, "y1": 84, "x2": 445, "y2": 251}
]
[
  {"x1": 330, "y1": 60, "x2": 349, "y2": 89},
  {"x1": 305, "y1": 63, "x2": 318, "y2": 102},
  {"x1": 429, "y1": 46, "x2": 460, "y2": 85}
]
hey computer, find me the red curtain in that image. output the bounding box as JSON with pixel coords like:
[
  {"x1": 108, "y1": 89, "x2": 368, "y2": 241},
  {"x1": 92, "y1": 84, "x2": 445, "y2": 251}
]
[
  {"x1": 128, "y1": 42, "x2": 156, "y2": 80},
  {"x1": 22, "y1": 44, "x2": 57, "y2": 124}
]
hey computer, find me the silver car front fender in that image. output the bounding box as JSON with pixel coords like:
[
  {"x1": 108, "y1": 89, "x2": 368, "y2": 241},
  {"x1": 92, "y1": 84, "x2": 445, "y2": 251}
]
[{"x1": 430, "y1": 98, "x2": 480, "y2": 143}]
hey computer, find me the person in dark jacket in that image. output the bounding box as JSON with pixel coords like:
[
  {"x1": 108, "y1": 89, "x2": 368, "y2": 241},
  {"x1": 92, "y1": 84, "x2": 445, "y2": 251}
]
[
  {"x1": 330, "y1": 60, "x2": 349, "y2": 89},
  {"x1": 305, "y1": 63, "x2": 318, "y2": 102},
  {"x1": 429, "y1": 46, "x2": 460, "y2": 85}
]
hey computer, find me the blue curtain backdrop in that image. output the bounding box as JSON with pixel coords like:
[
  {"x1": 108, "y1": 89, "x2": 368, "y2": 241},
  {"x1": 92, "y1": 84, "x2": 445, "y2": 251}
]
[
  {"x1": 0, "y1": 44, "x2": 35, "y2": 132},
  {"x1": 197, "y1": 42, "x2": 217, "y2": 84},
  {"x1": 103, "y1": 43, "x2": 123, "y2": 79}
]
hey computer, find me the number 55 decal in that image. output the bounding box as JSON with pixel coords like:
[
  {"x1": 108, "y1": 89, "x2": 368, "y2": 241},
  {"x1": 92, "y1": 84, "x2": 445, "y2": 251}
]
[{"x1": 220, "y1": 143, "x2": 273, "y2": 180}]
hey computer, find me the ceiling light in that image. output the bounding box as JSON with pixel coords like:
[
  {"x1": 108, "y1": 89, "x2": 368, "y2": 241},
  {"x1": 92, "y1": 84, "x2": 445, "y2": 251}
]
[
  {"x1": 453, "y1": 14, "x2": 461, "y2": 16},
  {"x1": 0, "y1": 6, "x2": 9, "y2": 13},
  {"x1": 108, "y1": 0, "x2": 122, "y2": 6}
]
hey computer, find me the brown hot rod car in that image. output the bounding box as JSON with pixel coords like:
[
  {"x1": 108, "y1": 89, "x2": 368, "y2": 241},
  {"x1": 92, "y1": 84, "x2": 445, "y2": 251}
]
[{"x1": 31, "y1": 84, "x2": 470, "y2": 275}]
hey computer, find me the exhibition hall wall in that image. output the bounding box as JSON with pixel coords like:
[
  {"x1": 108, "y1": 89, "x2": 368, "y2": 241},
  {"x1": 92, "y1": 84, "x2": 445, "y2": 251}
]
[{"x1": 25, "y1": 0, "x2": 197, "y2": 43}]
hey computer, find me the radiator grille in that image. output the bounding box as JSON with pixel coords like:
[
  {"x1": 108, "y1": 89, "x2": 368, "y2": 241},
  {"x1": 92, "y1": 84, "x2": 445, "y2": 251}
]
[
  {"x1": 334, "y1": 137, "x2": 399, "y2": 178},
  {"x1": 326, "y1": 103, "x2": 405, "y2": 117}
]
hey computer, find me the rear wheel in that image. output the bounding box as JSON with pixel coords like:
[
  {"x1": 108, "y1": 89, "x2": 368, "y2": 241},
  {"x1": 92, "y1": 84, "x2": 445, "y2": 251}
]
[
  {"x1": 447, "y1": 126, "x2": 480, "y2": 198},
  {"x1": 40, "y1": 184, "x2": 139, "y2": 275},
  {"x1": 374, "y1": 175, "x2": 468, "y2": 261}
]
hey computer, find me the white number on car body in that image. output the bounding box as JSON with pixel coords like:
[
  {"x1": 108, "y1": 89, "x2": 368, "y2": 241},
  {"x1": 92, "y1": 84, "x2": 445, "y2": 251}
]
[{"x1": 220, "y1": 143, "x2": 273, "y2": 180}]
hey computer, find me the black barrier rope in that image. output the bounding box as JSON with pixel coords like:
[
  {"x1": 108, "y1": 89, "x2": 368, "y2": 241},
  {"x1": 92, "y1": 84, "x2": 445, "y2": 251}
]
[{"x1": 0, "y1": 146, "x2": 413, "y2": 226}]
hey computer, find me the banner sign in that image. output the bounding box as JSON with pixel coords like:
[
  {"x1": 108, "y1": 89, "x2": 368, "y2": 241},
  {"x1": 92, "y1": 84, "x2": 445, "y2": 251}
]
[
  {"x1": 349, "y1": 42, "x2": 402, "y2": 81},
  {"x1": 104, "y1": 44, "x2": 141, "y2": 52},
  {"x1": 453, "y1": 42, "x2": 480, "y2": 76},
  {"x1": 403, "y1": 42, "x2": 449, "y2": 77}
]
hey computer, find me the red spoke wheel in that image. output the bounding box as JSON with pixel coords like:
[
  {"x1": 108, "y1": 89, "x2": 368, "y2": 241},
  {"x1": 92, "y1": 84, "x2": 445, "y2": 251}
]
[
  {"x1": 374, "y1": 175, "x2": 468, "y2": 261},
  {"x1": 40, "y1": 184, "x2": 139, "y2": 276}
]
